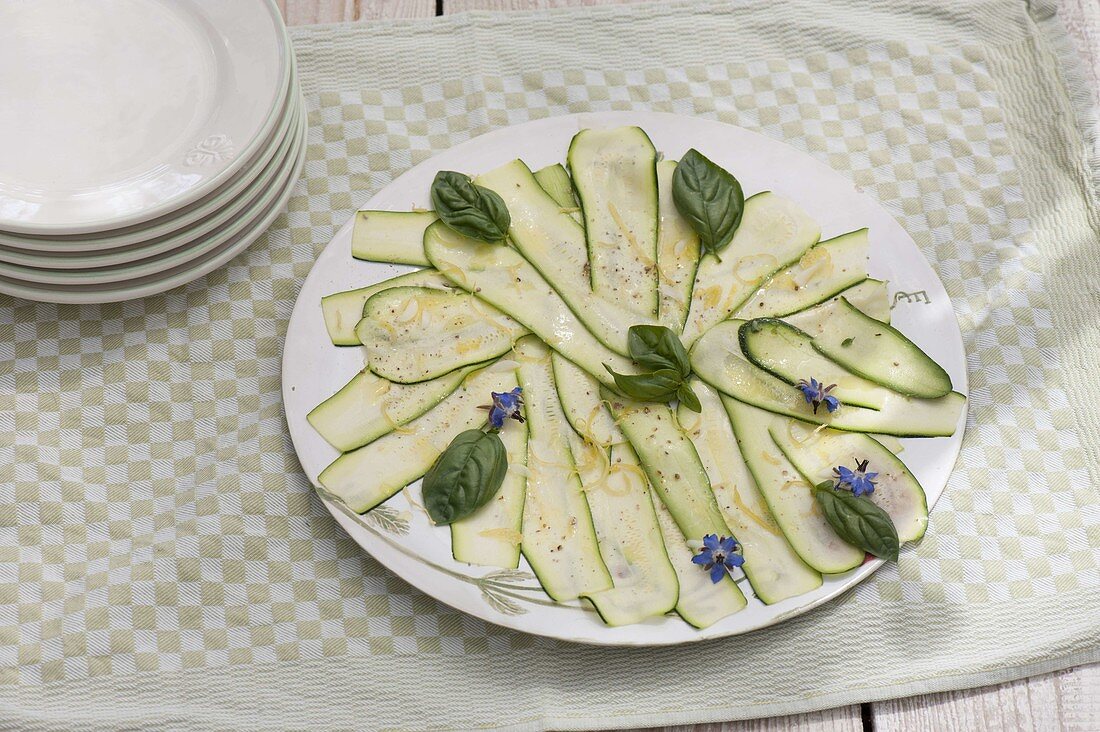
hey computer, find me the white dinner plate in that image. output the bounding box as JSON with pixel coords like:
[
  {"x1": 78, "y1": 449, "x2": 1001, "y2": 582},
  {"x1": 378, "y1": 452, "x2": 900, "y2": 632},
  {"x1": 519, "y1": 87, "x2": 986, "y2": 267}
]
[
  {"x1": 0, "y1": 93, "x2": 301, "y2": 284},
  {"x1": 282, "y1": 112, "x2": 968, "y2": 646},
  {"x1": 0, "y1": 59, "x2": 301, "y2": 256},
  {"x1": 0, "y1": 101, "x2": 306, "y2": 304},
  {"x1": 0, "y1": 0, "x2": 288, "y2": 234}
]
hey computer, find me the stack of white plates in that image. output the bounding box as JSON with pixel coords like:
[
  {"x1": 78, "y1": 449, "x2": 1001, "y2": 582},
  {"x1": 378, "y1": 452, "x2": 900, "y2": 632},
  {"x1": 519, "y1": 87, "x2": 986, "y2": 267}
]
[{"x1": 0, "y1": 0, "x2": 305, "y2": 304}]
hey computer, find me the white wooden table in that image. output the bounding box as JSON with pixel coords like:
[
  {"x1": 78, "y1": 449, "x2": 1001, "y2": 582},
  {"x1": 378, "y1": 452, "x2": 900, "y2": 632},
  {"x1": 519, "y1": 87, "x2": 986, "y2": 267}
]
[{"x1": 276, "y1": 1, "x2": 1100, "y2": 729}]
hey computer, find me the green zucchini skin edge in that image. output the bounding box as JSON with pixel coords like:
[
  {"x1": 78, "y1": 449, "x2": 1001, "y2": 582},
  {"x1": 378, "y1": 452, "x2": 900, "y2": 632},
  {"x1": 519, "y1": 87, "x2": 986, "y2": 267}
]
[
  {"x1": 691, "y1": 320, "x2": 965, "y2": 438},
  {"x1": 812, "y1": 297, "x2": 953, "y2": 399}
]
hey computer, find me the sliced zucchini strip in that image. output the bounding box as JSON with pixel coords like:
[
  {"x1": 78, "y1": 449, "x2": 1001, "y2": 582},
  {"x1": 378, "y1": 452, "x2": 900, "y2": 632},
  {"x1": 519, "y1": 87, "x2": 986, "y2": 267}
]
[
  {"x1": 681, "y1": 192, "x2": 821, "y2": 346},
  {"x1": 351, "y1": 210, "x2": 438, "y2": 266},
  {"x1": 873, "y1": 433, "x2": 905, "y2": 455},
  {"x1": 423, "y1": 220, "x2": 638, "y2": 387},
  {"x1": 533, "y1": 163, "x2": 581, "y2": 223},
  {"x1": 606, "y1": 394, "x2": 734, "y2": 543},
  {"x1": 725, "y1": 399, "x2": 865, "y2": 574},
  {"x1": 571, "y1": 437, "x2": 680, "y2": 626},
  {"x1": 784, "y1": 278, "x2": 891, "y2": 334},
  {"x1": 516, "y1": 336, "x2": 613, "y2": 601},
  {"x1": 608, "y1": 395, "x2": 748, "y2": 620},
  {"x1": 317, "y1": 366, "x2": 515, "y2": 513},
  {"x1": 691, "y1": 320, "x2": 966, "y2": 437},
  {"x1": 475, "y1": 159, "x2": 654, "y2": 356},
  {"x1": 357, "y1": 286, "x2": 527, "y2": 384},
  {"x1": 451, "y1": 382, "x2": 528, "y2": 569},
  {"x1": 308, "y1": 361, "x2": 486, "y2": 452},
  {"x1": 568, "y1": 126, "x2": 659, "y2": 315},
  {"x1": 738, "y1": 318, "x2": 892, "y2": 410},
  {"x1": 476, "y1": 159, "x2": 589, "y2": 286},
  {"x1": 656, "y1": 159, "x2": 701, "y2": 331},
  {"x1": 321, "y1": 269, "x2": 454, "y2": 346},
  {"x1": 734, "y1": 228, "x2": 868, "y2": 319},
  {"x1": 551, "y1": 352, "x2": 625, "y2": 447},
  {"x1": 806, "y1": 297, "x2": 952, "y2": 398},
  {"x1": 841, "y1": 278, "x2": 891, "y2": 323},
  {"x1": 771, "y1": 420, "x2": 928, "y2": 543},
  {"x1": 652, "y1": 490, "x2": 747, "y2": 628},
  {"x1": 677, "y1": 380, "x2": 822, "y2": 604}
]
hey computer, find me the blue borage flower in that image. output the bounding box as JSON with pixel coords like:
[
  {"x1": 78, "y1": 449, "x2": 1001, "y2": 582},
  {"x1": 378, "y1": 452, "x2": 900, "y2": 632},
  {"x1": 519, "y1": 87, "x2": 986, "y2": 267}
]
[
  {"x1": 691, "y1": 534, "x2": 745, "y2": 584},
  {"x1": 833, "y1": 458, "x2": 879, "y2": 497},
  {"x1": 797, "y1": 377, "x2": 840, "y2": 414},
  {"x1": 479, "y1": 387, "x2": 524, "y2": 429}
]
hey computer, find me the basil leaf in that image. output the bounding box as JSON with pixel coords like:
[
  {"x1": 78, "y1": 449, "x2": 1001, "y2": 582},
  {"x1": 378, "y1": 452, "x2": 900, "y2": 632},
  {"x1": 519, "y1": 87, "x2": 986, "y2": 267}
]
[
  {"x1": 603, "y1": 366, "x2": 681, "y2": 402},
  {"x1": 671, "y1": 149, "x2": 745, "y2": 258},
  {"x1": 627, "y1": 325, "x2": 691, "y2": 376},
  {"x1": 422, "y1": 429, "x2": 508, "y2": 525},
  {"x1": 430, "y1": 171, "x2": 511, "y2": 244},
  {"x1": 676, "y1": 382, "x2": 702, "y2": 413},
  {"x1": 813, "y1": 482, "x2": 900, "y2": 561}
]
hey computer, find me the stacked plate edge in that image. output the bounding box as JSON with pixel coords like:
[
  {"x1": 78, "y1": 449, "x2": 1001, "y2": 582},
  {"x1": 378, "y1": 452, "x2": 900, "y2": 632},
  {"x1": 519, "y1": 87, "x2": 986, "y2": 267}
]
[{"x1": 0, "y1": 0, "x2": 306, "y2": 304}]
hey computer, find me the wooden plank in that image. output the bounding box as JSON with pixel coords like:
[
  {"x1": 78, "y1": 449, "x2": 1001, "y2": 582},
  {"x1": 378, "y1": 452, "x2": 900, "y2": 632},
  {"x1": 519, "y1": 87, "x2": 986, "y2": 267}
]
[
  {"x1": 445, "y1": 0, "x2": 646, "y2": 12},
  {"x1": 277, "y1": 0, "x2": 435, "y2": 25},
  {"x1": 872, "y1": 664, "x2": 1100, "y2": 732},
  {"x1": 1058, "y1": 665, "x2": 1100, "y2": 732},
  {"x1": 623, "y1": 704, "x2": 865, "y2": 732}
]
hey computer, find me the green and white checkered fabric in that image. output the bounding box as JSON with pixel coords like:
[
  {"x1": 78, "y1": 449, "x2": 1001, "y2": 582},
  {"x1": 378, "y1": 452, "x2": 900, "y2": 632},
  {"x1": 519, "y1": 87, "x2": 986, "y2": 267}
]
[{"x1": 0, "y1": 0, "x2": 1097, "y2": 729}]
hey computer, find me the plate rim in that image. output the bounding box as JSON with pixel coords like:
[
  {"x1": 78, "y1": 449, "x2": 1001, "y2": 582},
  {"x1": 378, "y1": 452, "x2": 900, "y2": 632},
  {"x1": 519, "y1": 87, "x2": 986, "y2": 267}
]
[
  {"x1": 0, "y1": 56, "x2": 302, "y2": 255},
  {"x1": 0, "y1": 93, "x2": 303, "y2": 281},
  {"x1": 281, "y1": 111, "x2": 969, "y2": 646},
  {"x1": 0, "y1": 100, "x2": 308, "y2": 304}
]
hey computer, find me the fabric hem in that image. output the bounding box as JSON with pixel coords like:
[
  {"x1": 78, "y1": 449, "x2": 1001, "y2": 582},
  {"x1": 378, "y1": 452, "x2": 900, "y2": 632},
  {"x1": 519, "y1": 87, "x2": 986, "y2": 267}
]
[{"x1": 1031, "y1": 0, "x2": 1100, "y2": 197}]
